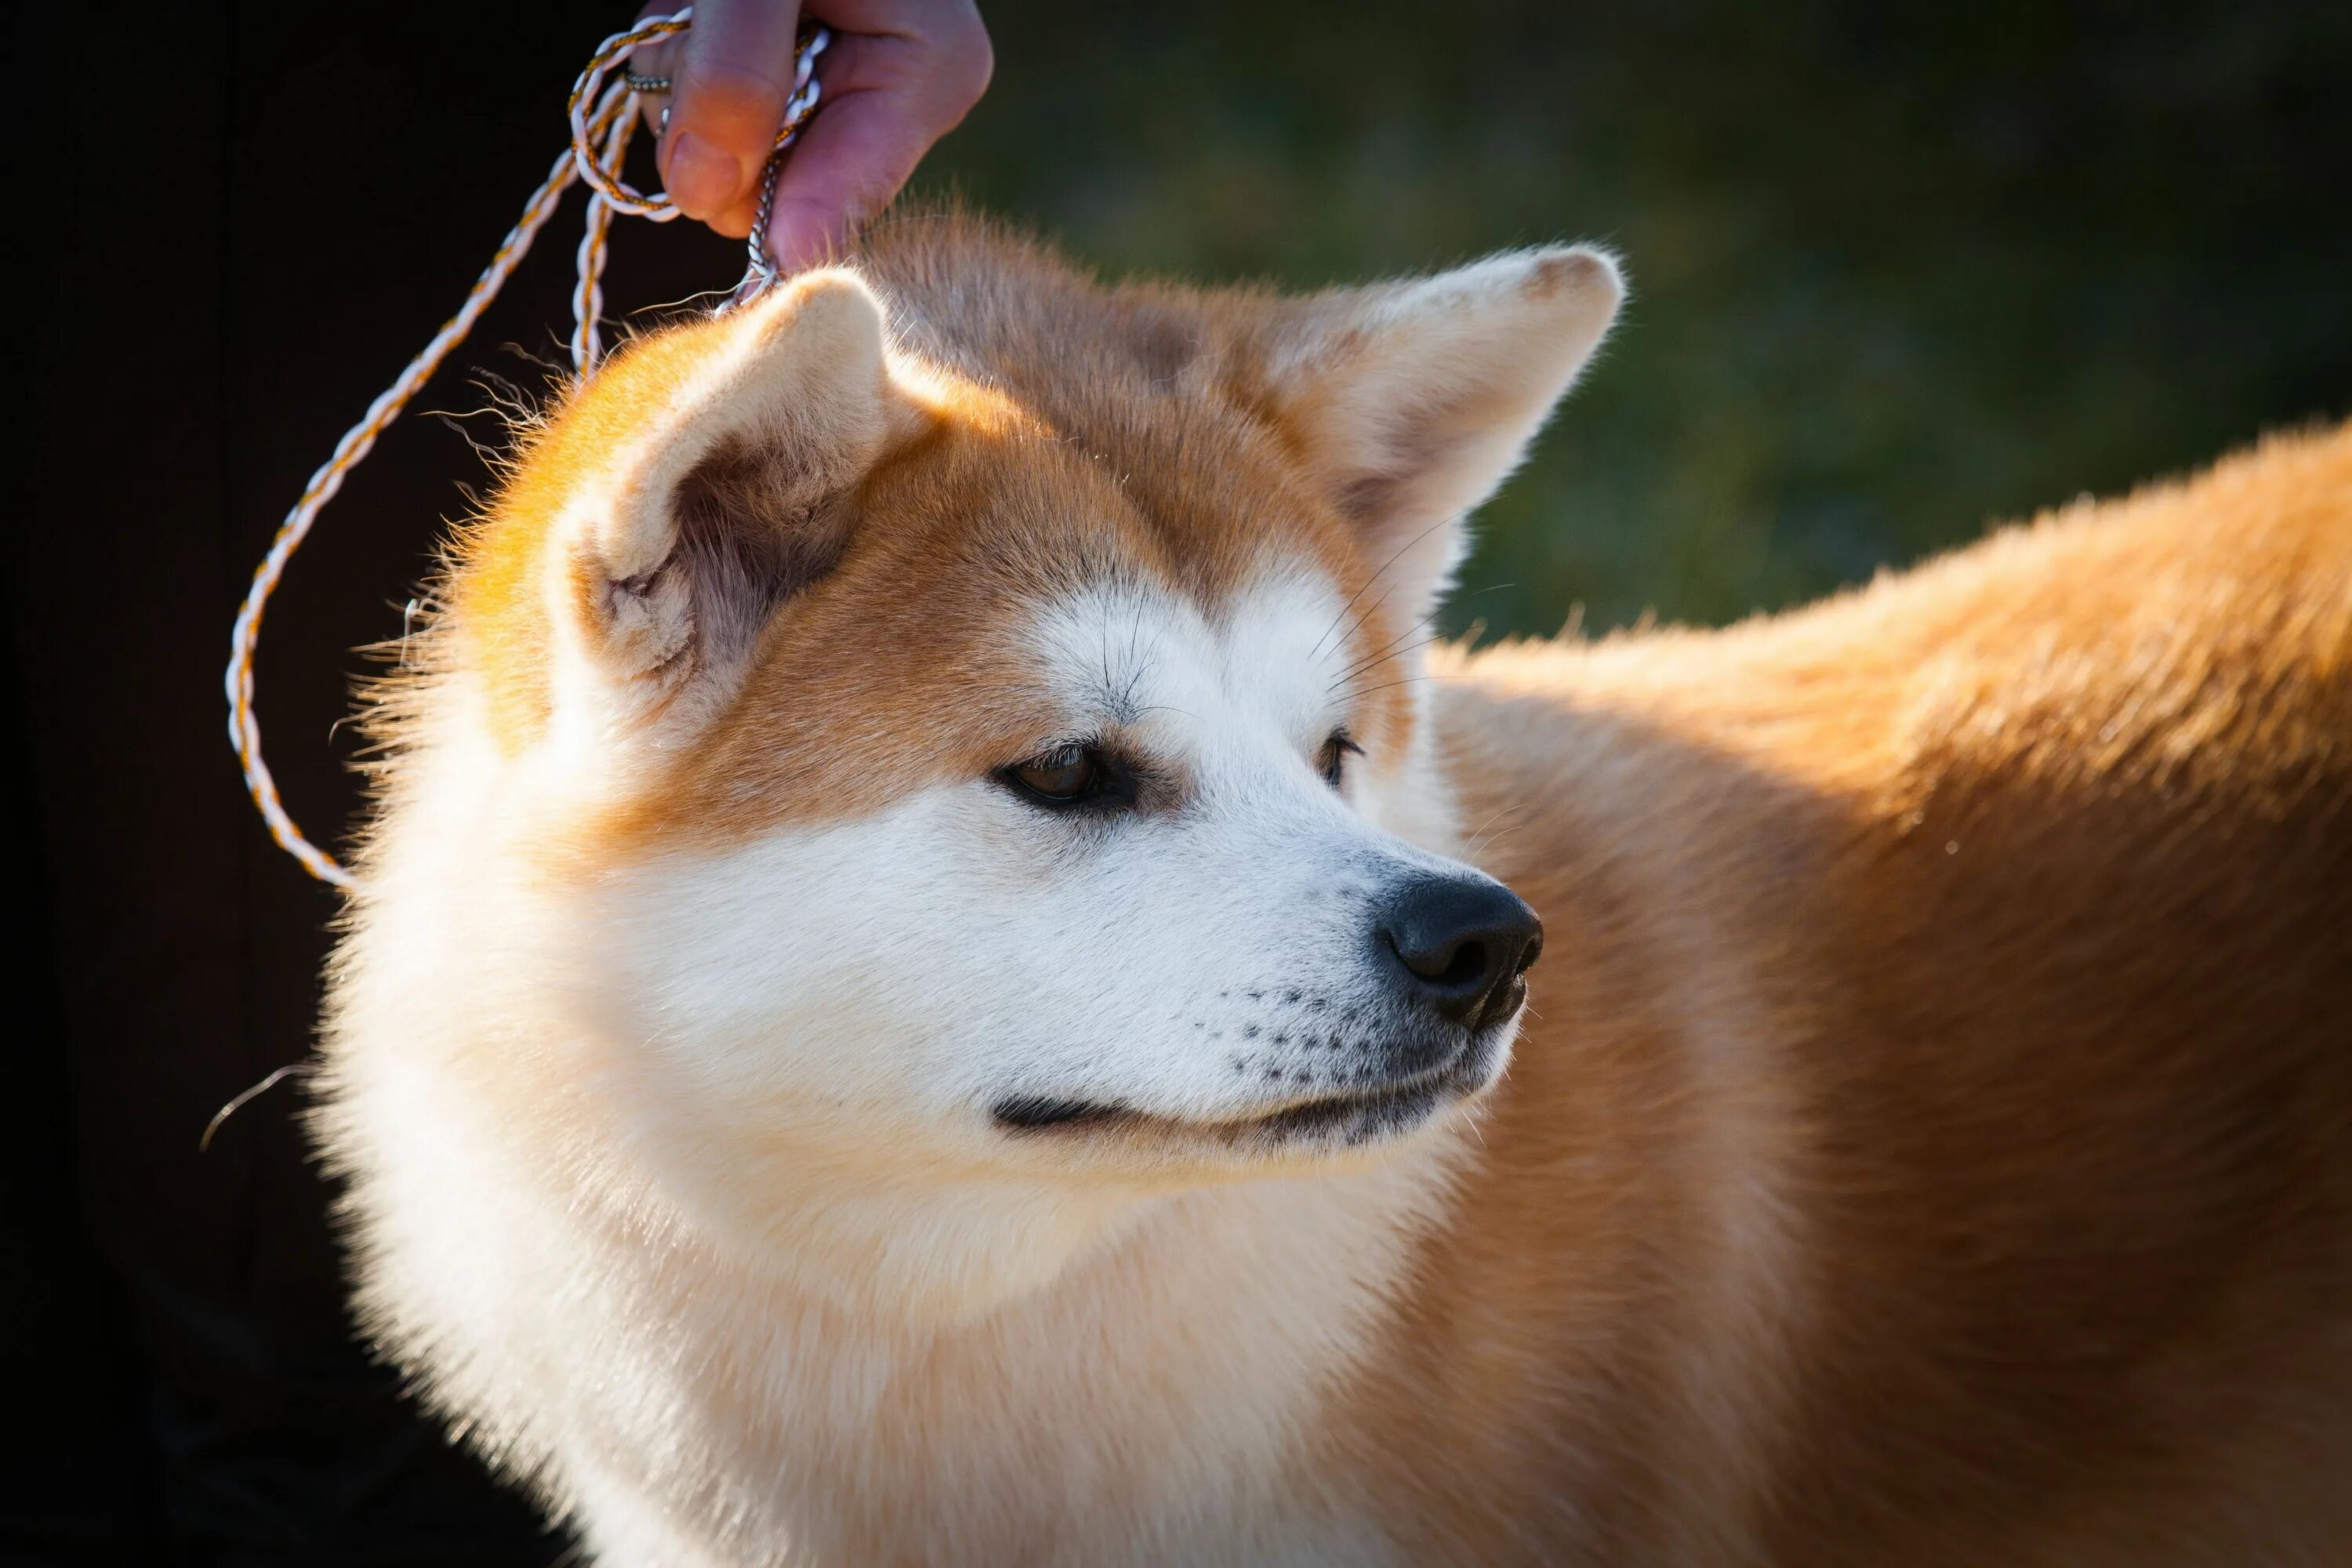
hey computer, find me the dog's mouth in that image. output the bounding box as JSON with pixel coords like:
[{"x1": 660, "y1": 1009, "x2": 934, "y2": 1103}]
[{"x1": 991, "y1": 1033, "x2": 1504, "y2": 1151}]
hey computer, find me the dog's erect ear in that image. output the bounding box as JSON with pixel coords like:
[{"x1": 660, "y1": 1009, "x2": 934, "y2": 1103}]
[
  {"x1": 1246, "y1": 246, "x2": 1622, "y2": 621},
  {"x1": 547, "y1": 270, "x2": 914, "y2": 728}
]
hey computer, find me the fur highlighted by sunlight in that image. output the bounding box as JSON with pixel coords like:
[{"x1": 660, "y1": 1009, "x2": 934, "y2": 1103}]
[{"x1": 316, "y1": 214, "x2": 2352, "y2": 1566}]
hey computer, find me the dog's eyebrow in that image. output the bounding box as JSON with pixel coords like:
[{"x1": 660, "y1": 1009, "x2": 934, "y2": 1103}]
[
  {"x1": 1094, "y1": 681, "x2": 1147, "y2": 728},
  {"x1": 1087, "y1": 602, "x2": 1161, "y2": 726}
]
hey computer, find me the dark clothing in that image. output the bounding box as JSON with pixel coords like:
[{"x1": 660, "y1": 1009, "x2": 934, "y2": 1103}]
[{"x1": 11, "y1": 5, "x2": 742, "y2": 1560}]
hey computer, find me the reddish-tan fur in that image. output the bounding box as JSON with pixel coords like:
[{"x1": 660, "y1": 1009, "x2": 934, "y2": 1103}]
[{"x1": 1384, "y1": 427, "x2": 2352, "y2": 1562}]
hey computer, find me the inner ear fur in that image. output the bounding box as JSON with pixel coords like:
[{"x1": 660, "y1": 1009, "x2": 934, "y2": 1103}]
[
  {"x1": 1247, "y1": 246, "x2": 1624, "y2": 619},
  {"x1": 559, "y1": 270, "x2": 916, "y2": 707}
]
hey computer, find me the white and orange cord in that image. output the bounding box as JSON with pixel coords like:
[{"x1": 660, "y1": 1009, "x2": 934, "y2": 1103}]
[{"x1": 224, "y1": 9, "x2": 828, "y2": 890}]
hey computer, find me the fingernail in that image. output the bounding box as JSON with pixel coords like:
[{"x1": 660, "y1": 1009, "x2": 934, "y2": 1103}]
[{"x1": 664, "y1": 132, "x2": 742, "y2": 217}]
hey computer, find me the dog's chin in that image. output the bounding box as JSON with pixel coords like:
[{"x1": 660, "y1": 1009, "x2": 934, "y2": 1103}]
[{"x1": 992, "y1": 1025, "x2": 1512, "y2": 1160}]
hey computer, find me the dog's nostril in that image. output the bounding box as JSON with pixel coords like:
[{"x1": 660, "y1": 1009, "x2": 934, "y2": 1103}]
[
  {"x1": 1513, "y1": 927, "x2": 1544, "y2": 977},
  {"x1": 1432, "y1": 941, "x2": 1487, "y2": 990}
]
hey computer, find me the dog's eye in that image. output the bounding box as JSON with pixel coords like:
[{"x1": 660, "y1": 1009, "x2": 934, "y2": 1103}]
[
  {"x1": 1001, "y1": 745, "x2": 1131, "y2": 809},
  {"x1": 1319, "y1": 729, "x2": 1365, "y2": 791},
  {"x1": 1018, "y1": 749, "x2": 1095, "y2": 799}
]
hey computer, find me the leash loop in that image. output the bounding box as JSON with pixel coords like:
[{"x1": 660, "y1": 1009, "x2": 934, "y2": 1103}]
[
  {"x1": 227, "y1": 10, "x2": 829, "y2": 890},
  {"x1": 568, "y1": 9, "x2": 695, "y2": 220}
]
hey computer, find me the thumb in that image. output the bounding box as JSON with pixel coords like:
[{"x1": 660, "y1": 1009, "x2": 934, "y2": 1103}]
[{"x1": 661, "y1": 0, "x2": 804, "y2": 234}]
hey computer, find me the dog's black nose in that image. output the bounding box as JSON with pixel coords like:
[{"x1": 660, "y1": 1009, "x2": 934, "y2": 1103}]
[{"x1": 1377, "y1": 876, "x2": 1544, "y2": 1029}]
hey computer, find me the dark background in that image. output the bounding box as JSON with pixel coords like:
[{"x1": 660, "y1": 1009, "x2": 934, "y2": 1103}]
[{"x1": 9, "y1": 2, "x2": 2347, "y2": 1562}]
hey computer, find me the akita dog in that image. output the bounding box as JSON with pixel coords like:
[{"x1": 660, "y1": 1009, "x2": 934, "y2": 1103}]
[{"x1": 318, "y1": 216, "x2": 2352, "y2": 1565}]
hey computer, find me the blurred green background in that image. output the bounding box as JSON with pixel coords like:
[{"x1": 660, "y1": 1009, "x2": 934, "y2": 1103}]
[{"x1": 908, "y1": 0, "x2": 2350, "y2": 641}]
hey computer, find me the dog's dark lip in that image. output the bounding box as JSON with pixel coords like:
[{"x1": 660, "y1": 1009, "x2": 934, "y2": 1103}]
[
  {"x1": 989, "y1": 1095, "x2": 1131, "y2": 1132},
  {"x1": 990, "y1": 1084, "x2": 1425, "y2": 1138},
  {"x1": 1250, "y1": 1077, "x2": 1449, "y2": 1137},
  {"x1": 991, "y1": 1032, "x2": 1504, "y2": 1141}
]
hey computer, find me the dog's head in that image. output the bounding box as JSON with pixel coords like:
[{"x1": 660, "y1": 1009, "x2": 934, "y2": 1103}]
[{"x1": 436, "y1": 222, "x2": 1618, "y2": 1293}]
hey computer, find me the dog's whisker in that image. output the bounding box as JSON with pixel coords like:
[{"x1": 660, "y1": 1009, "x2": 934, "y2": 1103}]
[
  {"x1": 199, "y1": 1062, "x2": 314, "y2": 1152},
  {"x1": 1310, "y1": 511, "x2": 1457, "y2": 662}
]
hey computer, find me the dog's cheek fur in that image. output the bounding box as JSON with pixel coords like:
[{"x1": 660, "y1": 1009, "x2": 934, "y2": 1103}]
[{"x1": 573, "y1": 572, "x2": 1494, "y2": 1296}]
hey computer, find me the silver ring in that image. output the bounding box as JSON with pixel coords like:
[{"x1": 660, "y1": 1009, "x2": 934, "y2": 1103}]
[{"x1": 624, "y1": 70, "x2": 673, "y2": 93}]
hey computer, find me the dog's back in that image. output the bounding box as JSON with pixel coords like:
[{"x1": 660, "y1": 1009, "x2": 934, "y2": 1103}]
[{"x1": 1381, "y1": 424, "x2": 2352, "y2": 1563}]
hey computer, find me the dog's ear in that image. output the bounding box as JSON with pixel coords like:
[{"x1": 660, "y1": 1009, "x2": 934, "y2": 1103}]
[
  {"x1": 1245, "y1": 246, "x2": 1622, "y2": 621},
  {"x1": 539, "y1": 270, "x2": 916, "y2": 730}
]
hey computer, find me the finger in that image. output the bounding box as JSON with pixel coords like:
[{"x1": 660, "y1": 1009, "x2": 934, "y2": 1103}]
[
  {"x1": 754, "y1": 93, "x2": 924, "y2": 268},
  {"x1": 758, "y1": 11, "x2": 993, "y2": 270},
  {"x1": 660, "y1": 0, "x2": 803, "y2": 229}
]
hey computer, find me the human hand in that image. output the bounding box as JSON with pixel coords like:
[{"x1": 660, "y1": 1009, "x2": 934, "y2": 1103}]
[{"x1": 630, "y1": 0, "x2": 991, "y2": 272}]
